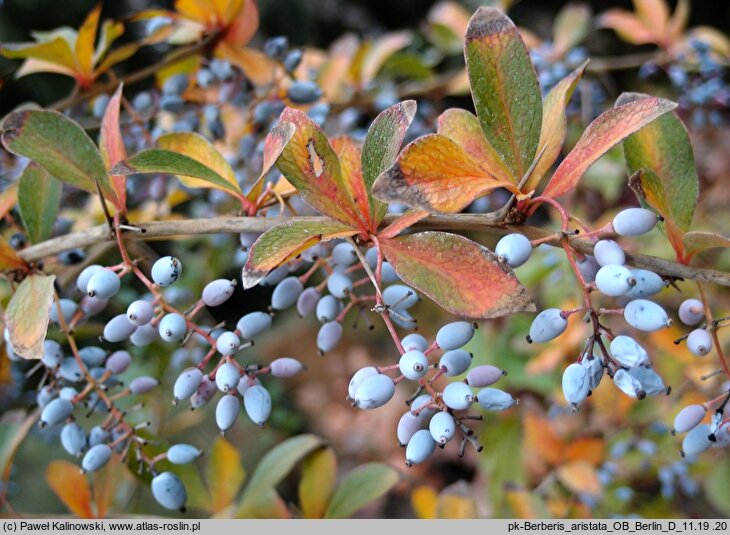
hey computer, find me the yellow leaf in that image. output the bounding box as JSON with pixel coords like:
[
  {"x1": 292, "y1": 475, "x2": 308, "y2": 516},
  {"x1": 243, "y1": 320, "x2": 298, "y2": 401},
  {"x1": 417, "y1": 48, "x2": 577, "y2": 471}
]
[
  {"x1": 5, "y1": 274, "x2": 55, "y2": 359},
  {"x1": 436, "y1": 483, "x2": 477, "y2": 519},
  {"x1": 46, "y1": 460, "x2": 94, "y2": 518},
  {"x1": 411, "y1": 485, "x2": 437, "y2": 519},
  {"x1": 298, "y1": 447, "x2": 337, "y2": 518},
  {"x1": 76, "y1": 4, "x2": 102, "y2": 79},
  {"x1": 0, "y1": 183, "x2": 18, "y2": 220},
  {"x1": 562, "y1": 436, "x2": 605, "y2": 467},
  {"x1": 505, "y1": 486, "x2": 551, "y2": 519},
  {"x1": 207, "y1": 437, "x2": 246, "y2": 512},
  {"x1": 176, "y1": 0, "x2": 216, "y2": 26},
  {"x1": 218, "y1": 44, "x2": 275, "y2": 86}
]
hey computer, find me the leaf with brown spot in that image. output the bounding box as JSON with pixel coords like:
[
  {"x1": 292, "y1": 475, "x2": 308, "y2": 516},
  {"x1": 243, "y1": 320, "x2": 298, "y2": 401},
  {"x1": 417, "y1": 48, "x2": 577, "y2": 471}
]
[
  {"x1": 542, "y1": 96, "x2": 677, "y2": 198},
  {"x1": 523, "y1": 62, "x2": 587, "y2": 193},
  {"x1": 99, "y1": 84, "x2": 127, "y2": 210},
  {"x1": 437, "y1": 108, "x2": 514, "y2": 185},
  {"x1": 362, "y1": 100, "x2": 417, "y2": 225},
  {"x1": 464, "y1": 7, "x2": 542, "y2": 178},
  {"x1": 372, "y1": 134, "x2": 518, "y2": 213},
  {"x1": 5, "y1": 274, "x2": 55, "y2": 359},
  {"x1": 275, "y1": 108, "x2": 363, "y2": 228},
  {"x1": 47, "y1": 460, "x2": 94, "y2": 518},
  {"x1": 243, "y1": 220, "x2": 359, "y2": 289},
  {"x1": 246, "y1": 121, "x2": 295, "y2": 203},
  {"x1": 380, "y1": 231, "x2": 534, "y2": 319}
]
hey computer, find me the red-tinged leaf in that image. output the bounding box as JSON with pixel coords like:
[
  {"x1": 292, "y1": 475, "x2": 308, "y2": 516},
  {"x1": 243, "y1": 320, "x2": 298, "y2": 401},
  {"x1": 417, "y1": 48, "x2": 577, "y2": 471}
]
[
  {"x1": 0, "y1": 236, "x2": 26, "y2": 272},
  {"x1": 523, "y1": 62, "x2": 587, "y2": 193},
  {"x1": 332, "y1": 136, "x2": 371, "y2": 231},
  {"x1": 437, "y1": 108, "x2": 514, "y2": 185},
  {"x1": 246, "y1": 121, "x2": 295, "y2": 203},
  {"x1": 362, "y1": 100, "x2": 417, "y2": 225},
  {"x1": 598, "y1": 10, "x2": 655, "y2": 45},
  {"x1": 76, "y1": 4, "x2": 102, "y2": 79},
  {"x1": 5, "y1": 274, "x2": 55, "y2": 359},
  {"x1": 620, "y1": 92, "x2": 697, "y2": 233},
  {"x1": 464, "y1": 7, "x2": 542, "y2": 178},
  {"x1": 380, "y1": 231, "x2": 534, "y2": 319},
  {"x1": 100, "y1": 84, "x2": 127, "y2": 211},
  {"x1": 683, "y1": 231, "x2": 730, "y2": 259},
  {"x1": 243, "y1": 220, "x2": 359, "y2": 289},
  {"x1": 324, "y1": 463, "x2": 399, "y2": 519},
  {"x1": 628, "y1": 169, "x2": 686, "y2": 259},
  {"x1": 372, "y1": 134, "x2": 518, "y2": 213},
  {"x1": 0, "y1": 409, "x2": 40, "y2": 489},
  {"x1": 218, "y1": 43, "x2": 275, "y2": 86},
  {"x1": 667, "y1": 0, "x2": 689, "y2": 43},
  {"x1": 553, "y1": 4, "x2": 591, "y2": 58},
  {"x1": 275, "y1": 108, "x2": 362, "y2": 227},
  {"x1": 92, "y1": 461, "x2": 119, "y2": 519},
  {"x1": 46, "y1": 460, "x2": 94, "y2": 518},
  {"x1": 18, "y1": 163, "x2": 61, "y2": 244},
  {"x1": 223, "y1": 0, "x2": 259, "y2": 46},
  {"x1": 298, "y1": 447, "x2": 337, "y2": 519},
  {"x1": 1, "y1": 110, "x2": 119, "y2": 208},
  {"x1": 0, "y1": 183, "x2": 18, "y2": 220},
  {"x1": 542, "y1": 96, "x2": 677, "y2": 199},
  {"x1": 378, "y1": 209, "x2": 429, "y2": 240},
  {"x1": 207, "y1": 437, "x2": 245, "y2": 512}
]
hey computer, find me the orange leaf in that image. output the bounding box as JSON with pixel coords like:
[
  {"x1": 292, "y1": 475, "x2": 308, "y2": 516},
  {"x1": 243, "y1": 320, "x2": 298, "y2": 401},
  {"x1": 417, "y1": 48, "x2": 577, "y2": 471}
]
[
  {"x1": 176, "y1": 0, "x2": 216, "y2": 26},
  {"x1": 46, "y1": 460, "x2": 94, "y2": 518},
  {"x1": 522, "y1": 409, "x2": 564, "y2": 469},
  {"x1": 75, "y1": 4, "x2": 102, "y2": 79},
  {"x1": 275, "y1": 108, "x2": 363, "y2": 227},
  {"x1": 99, "y1": 84, "x2": 127, "y2": 211},
  {"x1": 218, "y1": 43, "x2": 275, "y2": 86},
  {"x1": 0, "y1": 235, "x2": 26, "y2": 272},
  {"x1": 380, "y1": 231, "x2": 534, "y2": 319},
  {"x1": 0, "y1": 182, "x2": 18, "y2": 220},
  {"x1": 561, "y1": 436, "x2": 605, "y2": 466},
  {"x1": 598, "y1": 10, "x2": 656, "y2": 45},
  {"x1": 556, "y1": 460, "x2": 602, "y2": 496},
  {"x1": 378, "y1": 209, "x2": 429, "y2": 240},
  {"x1": 357, "y1": 31, "x2": 411, "y2": 87},
  {"x1": 542, "y1": 96, "x2": 677, "y2": 199},
  {"x1": 505, "y1": 486, "x2": 550, "y2": 519},
  {"x1": 634, "y1": 0, "x2": 670, "y2": 45},
  {"x1": 437, "y1": 108, "x2": 514, "y2": 185},
  {"x1": 372, "y1": 134, "x2": 518, "y2": 213}
]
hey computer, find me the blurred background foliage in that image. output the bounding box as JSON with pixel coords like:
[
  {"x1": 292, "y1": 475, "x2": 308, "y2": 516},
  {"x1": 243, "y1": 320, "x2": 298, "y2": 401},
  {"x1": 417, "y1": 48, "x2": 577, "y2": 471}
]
[{"x1": 0, "y1": 0, "x2": 729, "y2": 520}]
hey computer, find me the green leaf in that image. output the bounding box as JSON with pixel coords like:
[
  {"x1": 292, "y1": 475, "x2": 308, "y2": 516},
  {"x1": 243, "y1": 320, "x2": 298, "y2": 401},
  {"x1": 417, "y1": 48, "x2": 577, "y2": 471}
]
[
  {"x1": 523, "y1": 62, "x2": 587, "y2": 193},
  {"x1": 207, "y1": 437, "x2": 245, "y2": 513},
  {"x1": 464, "y1": 7, "x2": 542, "y2": 178},
  {"x1": 683, "y1": 231, "x2": 730, "y2": 258},
  {"x1": 242, "y1": 220, "x2": 359, "y2": 289},
  {"x1": 621, "y1": 92, "x2": 698, "y2": 232},
  {"x1": 542, "y1": 96, "x2": 677, "y2": 199},
  {"x1": 298, "y1": 447, "x2": 337, "y2": 518},
  {"x1": 380, "y1": 231, "x2": 535, "y2": 319},
  {"x1": 5, "y1": 274, "x2": 56, "y2": 360},
  {"x1": 704, "y1": 457, "x2": 730, "y2": 516},
  {"x1": 1, "y1": 110, "x2": 118, "y2": 207},
  {"x1": 237, "y1": 434, "x2": 325, "y2": 517},
  {"x1": 111, "y1": 148, "x2": 241, "y2": 195},
  {"x1": 17, "y1": 163, "x2": 61, "y2": 244},
  {"x1": 362, "y1": 100, "x2": 416, "y2": 225},
  {"x1": 325, "y1": 463, "x2": 399, "y2": 519},
  {"x1": 156, "y1": 132, "x2": 241, "y2": 194}
]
